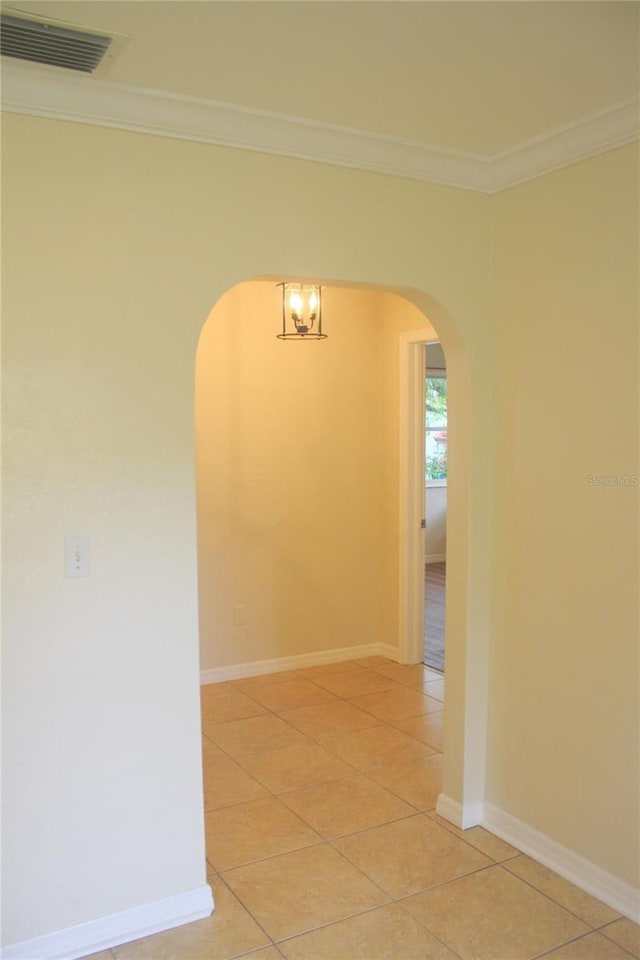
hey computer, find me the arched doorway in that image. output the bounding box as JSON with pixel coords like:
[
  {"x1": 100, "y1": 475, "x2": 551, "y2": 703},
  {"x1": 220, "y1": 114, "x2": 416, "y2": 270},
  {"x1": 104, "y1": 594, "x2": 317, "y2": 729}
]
[{"x1": 195, "y1": 278, "x2": 484, "y2": 828}]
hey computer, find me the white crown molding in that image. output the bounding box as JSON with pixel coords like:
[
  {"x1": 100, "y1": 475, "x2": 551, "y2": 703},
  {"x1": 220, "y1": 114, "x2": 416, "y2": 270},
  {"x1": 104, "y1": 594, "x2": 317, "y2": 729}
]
[
  {"x1": 0, "y1": 61, "x2": 491, "y2": 191},
  {"x1": 488, "y1": 98, "x2": 640, "y2": 192},
  {"x1": 1, "y1": 61, "x2": 638, "y2": 193}
]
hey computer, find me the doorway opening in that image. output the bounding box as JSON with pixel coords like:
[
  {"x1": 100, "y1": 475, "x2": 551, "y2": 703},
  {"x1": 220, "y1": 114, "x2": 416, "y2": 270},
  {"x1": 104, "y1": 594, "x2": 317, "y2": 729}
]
[
  {"x1": 195, "y1": 282, "x2": 448, "y2": 678},
  {"x1": 197, "y1": 280, "x2": 484, "y2": 829},
  {"x1": 424, "y1": 342, "x2": 447, "y2": 675}
]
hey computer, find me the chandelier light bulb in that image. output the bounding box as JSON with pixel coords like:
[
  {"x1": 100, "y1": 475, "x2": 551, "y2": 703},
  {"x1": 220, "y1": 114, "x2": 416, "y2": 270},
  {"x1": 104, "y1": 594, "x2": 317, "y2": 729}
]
[
  {"x1": 289, "y1": 290, "x2": 303, "y2": 317},
  {"x1": 277, "y1": 282, "x2": 327, "y2": 341}
]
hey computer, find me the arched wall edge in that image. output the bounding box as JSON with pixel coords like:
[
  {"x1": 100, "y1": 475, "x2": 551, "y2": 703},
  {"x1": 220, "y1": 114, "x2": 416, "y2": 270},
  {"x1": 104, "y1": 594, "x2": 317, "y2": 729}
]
[{"x1": 194, "y1": 276, "x2": 486, "y2": 823}]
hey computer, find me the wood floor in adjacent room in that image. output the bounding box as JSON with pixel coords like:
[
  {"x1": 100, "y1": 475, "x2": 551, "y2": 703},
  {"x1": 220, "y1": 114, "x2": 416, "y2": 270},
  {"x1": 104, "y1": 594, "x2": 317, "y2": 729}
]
[
  {"x1": 424, "y1": 561, "x2": 446, "y2": 673},
  {"x1": 83, "y1": 657, "x2": 639, "y2": 960}
]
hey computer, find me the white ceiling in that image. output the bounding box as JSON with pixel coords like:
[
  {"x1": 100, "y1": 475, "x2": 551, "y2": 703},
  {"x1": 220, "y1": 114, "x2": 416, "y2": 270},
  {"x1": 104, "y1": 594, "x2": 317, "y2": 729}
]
[{"x1": 2, "y1": 1, "x2": 639, "y2": 190}]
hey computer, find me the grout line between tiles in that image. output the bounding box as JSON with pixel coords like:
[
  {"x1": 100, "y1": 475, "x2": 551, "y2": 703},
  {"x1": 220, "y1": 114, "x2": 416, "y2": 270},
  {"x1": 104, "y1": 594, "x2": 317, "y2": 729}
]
[
  {"x1": 238, "y1": 860, "x2": 502, "y2": 960},
  {"x1": 597, "y1": 921, "x2": 640, "y2": 959},
  {"x1": 202, "y1": 660, "x2": 465, "y2": 958},
  {"x1": 212, "y1": 834, "x2": 326, "y2": 875},
  {"x1": 424, "y1": 811, "x2": 520, "y2": 864},
  {"x1": 389, "y1": 898, "x2": 467, "y2": 960},
  {"x1": 271, "y1": 899, "x2": 465, "y2": 960},
  {"x1": 218, "y1": 837, "x2": 393, "y2": 947},
  {"x1": 210, "y1": 872, "x2": 283, "y2": 959},
  {"x1": 495, "y1": 860, "x2": 622, "y2": 932},
  {"x1": 529, "y1": 928, "x2": 636, "y2": 960},
  {"x1": 397, "y1": 860, "x2": 502, "y2": 903},
  {"x1": 272, "y1": 902, "x2": 393, "y2": 946},
  {"x1": 357, "y1": 754, "x2": 444, "y2": 813}
]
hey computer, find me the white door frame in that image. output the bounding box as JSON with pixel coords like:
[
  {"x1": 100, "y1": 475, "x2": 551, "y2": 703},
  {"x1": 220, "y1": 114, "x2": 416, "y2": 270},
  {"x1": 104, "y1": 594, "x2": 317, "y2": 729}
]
[
  {"x1": 398, "y1": 330, "x2": 439, "y2": 664},
  {"x1": 397, "y1": 318, "x2": 488, "y2": 828}
]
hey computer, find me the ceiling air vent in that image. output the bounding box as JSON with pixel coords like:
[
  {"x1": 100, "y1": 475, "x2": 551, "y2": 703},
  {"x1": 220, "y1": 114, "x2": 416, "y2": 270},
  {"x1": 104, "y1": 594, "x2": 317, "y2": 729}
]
[{"x1": 0, "y1": 12, "x2": 113, "y2": 73}]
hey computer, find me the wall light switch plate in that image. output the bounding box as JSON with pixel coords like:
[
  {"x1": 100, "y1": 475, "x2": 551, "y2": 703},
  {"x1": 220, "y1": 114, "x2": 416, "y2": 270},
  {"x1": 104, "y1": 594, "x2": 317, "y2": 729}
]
[{"x1": 65, "y1": 536, "x2": 90, "y2": 578}]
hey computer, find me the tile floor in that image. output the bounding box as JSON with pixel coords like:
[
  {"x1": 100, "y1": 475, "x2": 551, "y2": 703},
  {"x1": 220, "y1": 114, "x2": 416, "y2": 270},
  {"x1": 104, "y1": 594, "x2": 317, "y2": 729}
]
[{"x1": 85, "y1": 658, "x2": 639, "y2": 960}]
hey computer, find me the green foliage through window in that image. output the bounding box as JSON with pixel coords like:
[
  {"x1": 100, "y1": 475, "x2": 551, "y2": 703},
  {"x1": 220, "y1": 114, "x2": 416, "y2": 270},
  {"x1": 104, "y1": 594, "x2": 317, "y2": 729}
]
[{"x1": 426, "y1": 376, "x2": 448, "y2": 482}]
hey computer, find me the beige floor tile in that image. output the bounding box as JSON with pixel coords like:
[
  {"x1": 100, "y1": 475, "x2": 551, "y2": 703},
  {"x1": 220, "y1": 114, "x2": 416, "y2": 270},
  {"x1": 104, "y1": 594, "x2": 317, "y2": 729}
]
[
  {"x1": 237, "y1": 741, "x2": 354, "y2": 793},
  {"x1": 113, "y1": 876, "x2": 269, "y2": 960},
  {"x1": 202, "y1": 735, "x2": 227, "y2": 762},
  {"x1": 233, "y1": 670, "x2": 301, "y2": 695},
  {"x1": 245, "y1": 678, "x2": 338, "y2": 712},
  {"x1": 319, "y1": 724, "x2": 437, "y2": 770},
  {"x1": 311, "y1": 670, "x2": 400, "y2": 699},
  {"x1": 200, "y1": 684, "x2": 268, "y2": 724},
  {"x1": 281, "y1": 700, "x2": 379, "y2": 740},
  {"x1": 349, "y1": 688, "x2": 441, "y2": 723},
  {"x1": 202, "y1": 714, "x2": 309, "y2": 757},
  {"x1": 203, "y1": 757, "x2": 269, "y2": 811},
  {"x1": 362, "y1": 662, "x2": 432, "y2": 687},
  {"x1": 424, "y1": 678, "x2": 445, "y2": 701},
  {"x1": 369, "y1": 754, "x2": 443, "y2": 810},
  {"x1": 541, "y1": 931, "x2": 637, "y2": 959},
  {"x1": 279, "y1": 775, "x2": 415, "y2": 838},
  {"x1": 223, "y1": 844, "x2": 388, "y2": 941},
  {"x1": 205, "y1": 796, "x2": 321, "y2": 870},
  {"x1": 393, "y1": 711, "x2": 444, "y2": 751},
  {"x1": 353, "y1": 656, "x2": 394, "y2": 668},
  {"x1": 503, "y1": 855, "x2": 621, "y2": 927},
  {"x1": 296, "y1": 660, "x2": 367, "y2": 677},
  {"x1": 401, "y1": 676, "x2": 443, "y2": 692},
  {"x1": 426, "y1": 813, "x2": 520, "y2": 862},
  {"x1": 601, "y1": 919, "x2": 640, "y2": 958},
  {"x1": 200, "y1": 680, "x2": 236, "y2": 696},
  {"x1": 278, "y1": 902, "x2": 458, "y2": 959},
  {"x1": 240, "y1": 949, "x2": 284, "y2": 960},
  {"x1": 334, "y1": 814, "x2": 491, "y2": 897},
  {"x1": 403, "y1": 865, "x2": 589, "y2": 960},
  {"x1": 78, "y1": 953, "x2": 114, "y2": 960}
]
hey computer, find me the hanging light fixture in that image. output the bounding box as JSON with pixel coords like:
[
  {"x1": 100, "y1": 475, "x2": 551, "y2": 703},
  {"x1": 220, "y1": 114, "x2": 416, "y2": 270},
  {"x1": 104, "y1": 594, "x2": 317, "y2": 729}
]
[{"x1": 277, "y1": 282, "x2": 326, "y2": 340}]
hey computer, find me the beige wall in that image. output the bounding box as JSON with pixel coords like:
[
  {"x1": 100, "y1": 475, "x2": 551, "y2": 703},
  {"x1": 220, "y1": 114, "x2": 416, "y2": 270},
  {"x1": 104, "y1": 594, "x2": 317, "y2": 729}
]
[
  {"x1": 490, "y1": 145, "x2": 639, "y2": 888},
  {"x1": 2, "y1": 109, "x2": 636, "y2": 948},
  {"x1": 196, "y1": 283, "x2": 437, "y2": 667},
  {"x1": 1, "y1": 113, "x2": 491, "y2": 947}
]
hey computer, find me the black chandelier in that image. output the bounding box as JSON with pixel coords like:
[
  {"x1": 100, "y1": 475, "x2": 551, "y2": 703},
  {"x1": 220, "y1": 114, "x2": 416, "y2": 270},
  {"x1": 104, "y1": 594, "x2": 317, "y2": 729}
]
[{"x1": 277, "y1": 283, "x2": 326, "y2": 340}]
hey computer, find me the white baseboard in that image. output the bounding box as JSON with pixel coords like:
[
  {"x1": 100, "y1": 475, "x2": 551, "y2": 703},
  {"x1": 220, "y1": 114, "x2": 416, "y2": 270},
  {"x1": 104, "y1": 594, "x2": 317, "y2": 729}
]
[
  {"x1": 201, "y1": 642, "x2": 400, "y2": 685},
  {"x1": 2, "y1": 885, "x2": 214, "y2": 960},
  {"x1": 436, "y1": 793, "x2": 483, "y2": 829},
  {"x1": 378, "y1": 643, "x2": 400, "y2": 660},
  {"x1": 426, "y1": 554, "x2": 446, "y2": 564},
  {"x1": 482, "y1": 803, "x2": 640, "y2": 924}
]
